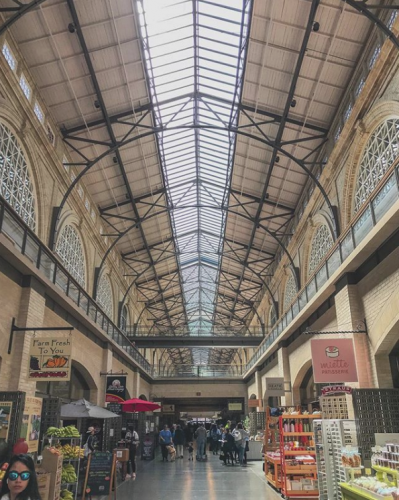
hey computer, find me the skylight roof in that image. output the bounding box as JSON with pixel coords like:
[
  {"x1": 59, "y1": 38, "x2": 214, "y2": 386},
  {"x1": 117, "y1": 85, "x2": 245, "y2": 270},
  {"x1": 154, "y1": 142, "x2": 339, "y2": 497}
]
[{"x1": 138, "y1": 0, "x2": 251, "y2": 364}]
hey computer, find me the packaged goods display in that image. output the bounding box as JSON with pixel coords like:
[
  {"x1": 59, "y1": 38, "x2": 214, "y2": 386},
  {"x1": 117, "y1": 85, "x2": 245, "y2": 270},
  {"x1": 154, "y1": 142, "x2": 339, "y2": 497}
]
[
  {"x1": 279, "y1": 414, "x2": 320, "y2": 498},
  {"x1": 314, "y1": 419, "x2": 361, "y2": 500},
  {"x1": 372, "y1": 444, "x2": 399, "y2": 470}
]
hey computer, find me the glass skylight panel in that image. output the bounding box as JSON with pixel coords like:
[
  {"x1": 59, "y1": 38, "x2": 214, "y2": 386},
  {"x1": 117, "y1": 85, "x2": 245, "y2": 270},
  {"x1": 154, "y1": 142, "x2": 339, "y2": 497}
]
[
  {"x1": 2, "y1": 42, "x2": 16, "y2": 71},
  {"x1": 19, "y1": 74, "x2": 31, "y2": 101},
  {"x1": 139, "y1": 0, "x2": 250, "y2": 361}
]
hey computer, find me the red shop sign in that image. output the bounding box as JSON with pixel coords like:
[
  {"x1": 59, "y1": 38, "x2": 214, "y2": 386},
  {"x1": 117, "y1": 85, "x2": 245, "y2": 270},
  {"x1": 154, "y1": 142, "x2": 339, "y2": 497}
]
[
  {"x1": 311, "y1": 338, "x2": 358, "y2": 384},
  {"x1": 321, "y1": 385, "x2": 353, "y2": 396}
]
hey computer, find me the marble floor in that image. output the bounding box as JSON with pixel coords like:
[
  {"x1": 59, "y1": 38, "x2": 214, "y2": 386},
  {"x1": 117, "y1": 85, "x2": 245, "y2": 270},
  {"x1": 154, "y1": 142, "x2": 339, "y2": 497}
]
[{"x1": 112, "y1": 452, "x2": 281, "y2": 500}]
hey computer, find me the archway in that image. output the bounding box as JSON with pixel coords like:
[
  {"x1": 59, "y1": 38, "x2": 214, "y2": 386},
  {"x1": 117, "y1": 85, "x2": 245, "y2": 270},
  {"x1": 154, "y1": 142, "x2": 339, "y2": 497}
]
[
  {"x1": 249, "y1": 393, "x2": 257, "y2": 414},
  {"x1": 139, "y1": 394, "x2": 148, "y2": 401},
  {"x1": 36, "y1": 361, "x2": 98, "y2": 403}
]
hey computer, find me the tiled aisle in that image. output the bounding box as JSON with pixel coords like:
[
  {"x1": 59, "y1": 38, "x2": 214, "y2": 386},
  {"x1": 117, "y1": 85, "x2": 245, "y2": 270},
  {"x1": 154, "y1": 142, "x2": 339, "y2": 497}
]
[{"x1": 112, "y1": 453, "x2": 281, "y2": 500}]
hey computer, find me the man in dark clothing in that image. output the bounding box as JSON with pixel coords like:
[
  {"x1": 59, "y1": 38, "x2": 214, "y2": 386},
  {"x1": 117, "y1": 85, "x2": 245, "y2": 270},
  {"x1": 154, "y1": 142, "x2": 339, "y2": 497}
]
[{"x1": 173, "y1": 425, "x2": 185, "y2": 458}]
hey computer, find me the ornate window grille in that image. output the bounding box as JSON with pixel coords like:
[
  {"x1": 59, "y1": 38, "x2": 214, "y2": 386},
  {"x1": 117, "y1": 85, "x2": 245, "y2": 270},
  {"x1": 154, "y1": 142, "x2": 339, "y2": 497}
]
[
  {"x1": 269, "y1": 305, "x2": 277, "y2": 328},
  {"x1": 354, "y1": 119, "x2": 399, "y2": 212},
  {"x1": 0, "y1": 122, "x2": 36, "y2": 230},
  {"x1": 2, "y1": 43, "x2": 16, "y2": 71},
  {"x1": 97, "y1": 272, "x2": 113, "y2": 319},
  {"x1": 283, "y1": 273, "x2": 297, "y2": 311},
  {"x1": 308, "y1": 224, "x2": 333, "y2": 277},
  {"x1": 19, "y1": 74, "x2": 31, "y2": 101},
  {"x1": 55, "y1": 224, "x2": 86, "y2": 288},
  {"x1": 121, "y1": 305, "x2": 129, "y2": 332}
]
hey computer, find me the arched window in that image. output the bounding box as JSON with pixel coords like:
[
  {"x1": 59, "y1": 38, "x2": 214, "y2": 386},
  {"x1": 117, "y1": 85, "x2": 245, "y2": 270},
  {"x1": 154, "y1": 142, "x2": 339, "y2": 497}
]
[
  {"x1": 283, "y1": 272, "x2": 297, "y2": 311},
  {"x1": 97, "y1": 272, "x2": 113, "y2": 319},
  {"x1": 121, "y1": 305, "x2": 129, "y2": 332},
  {"x1": 308, "y1": 224, "x2": 333, "y2": 277},
  {"x1": 354, "y1": 118, "x2": 399, "y2": 213},
  {"x1": 0, "y1": 122, "x2": 36, "y2": 229},
  {"x1": 269, "y1": 305, "x2": 277, "y2": 328},
  {"x1": 55, "y1": 224, "x2": 86, "y2": 288}
]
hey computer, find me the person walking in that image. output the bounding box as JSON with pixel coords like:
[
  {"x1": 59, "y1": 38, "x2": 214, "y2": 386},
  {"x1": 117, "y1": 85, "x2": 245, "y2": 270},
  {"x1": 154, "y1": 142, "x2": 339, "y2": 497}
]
[
  {"x1": 195, "y1": 423, "x2": 207, "y2": 460},
  {"x1": 84, "y1": 427, "x2": 98, "y2": 457},
  {"x1": 159, "y1": 425, "x2": 173, "y2": 462},
  {"x1": 210, "y1": 423, "x2": 221, "y2": 455},
  {"x1": 125, "y1": 426, "x2": 139, "y2": 480},
  {"x1": 174, "y1": 425, "x2": 184, "y2": 459}
]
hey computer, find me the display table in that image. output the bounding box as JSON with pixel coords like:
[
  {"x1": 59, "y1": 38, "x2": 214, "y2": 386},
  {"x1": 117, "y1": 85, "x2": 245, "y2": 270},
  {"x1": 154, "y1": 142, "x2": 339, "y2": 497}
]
[
  {"x1": 246, "y1": 440, "x2": 263, "y2": 461},
  {"x1": 340, "y1": 482, "x2": 388, "y2": 500}
]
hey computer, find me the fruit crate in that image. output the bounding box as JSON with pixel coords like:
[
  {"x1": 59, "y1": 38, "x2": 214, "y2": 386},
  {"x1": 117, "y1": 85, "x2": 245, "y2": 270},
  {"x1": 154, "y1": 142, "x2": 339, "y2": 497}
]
[{"x1": 42, "y1": 427, "x2": 83, "y2": 500}]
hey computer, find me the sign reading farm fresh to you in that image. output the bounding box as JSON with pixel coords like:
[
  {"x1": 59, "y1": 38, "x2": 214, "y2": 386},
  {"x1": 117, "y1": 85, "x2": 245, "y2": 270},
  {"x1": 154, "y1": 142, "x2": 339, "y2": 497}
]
[
  {"x1": 28, "y1": 335, "x2": 72, "y2": 381},
  {"x1": 311, "y1": 338, "x2": 358, "y2": 383}
]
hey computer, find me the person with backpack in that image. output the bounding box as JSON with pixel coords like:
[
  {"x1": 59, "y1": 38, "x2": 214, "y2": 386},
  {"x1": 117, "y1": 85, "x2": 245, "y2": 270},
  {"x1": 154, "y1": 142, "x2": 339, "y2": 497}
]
[
  {"x1": 209, "y1": 424, "x2": 221, "y2": 455},
  {"x1": 125, "y1": 426, "x2": 139, "y2": 480},
  {"x1": 231, "y1": 422, "x2": 249, "y2": 466}
]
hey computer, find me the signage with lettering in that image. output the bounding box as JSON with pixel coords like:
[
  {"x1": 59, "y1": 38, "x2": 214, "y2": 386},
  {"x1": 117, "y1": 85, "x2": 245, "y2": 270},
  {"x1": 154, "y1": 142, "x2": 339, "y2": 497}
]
[
  {"x1": 20, "y1": 396, "x2": 43, "y2": 453},
  {"x1": 248, "y1": 399, "x2": 261, "y2": 408},
  {"x1": 107, "y1": 403, "x2": 122, "y2": 415},
  {"x1": 228, "y1": 403, "x2": 242, "y2": 411},
  {"x1": 163, "y1": 404, "x2": 175, "y2": 413},
  {"x1": 266, "y1": 377, "x2": 285, "y2": 396},
  {"x1": 28, "y1": 335, "x2": 72, "y2": 381},
  {"x1": 86, "y1": 452, "x2": 113, "y2": 496},
  {"x1": 321, "y1": 385, "x2": 353, "y2": 396},
  {"x1": 0, "y1": 402, "x2": 12, "y2": 442},
  {"x1": 311, "y1": 339, "x2": 358, "y2": 383},
  {"x1": 105, "y1": 376, "x2": 126, "y2": 403}
]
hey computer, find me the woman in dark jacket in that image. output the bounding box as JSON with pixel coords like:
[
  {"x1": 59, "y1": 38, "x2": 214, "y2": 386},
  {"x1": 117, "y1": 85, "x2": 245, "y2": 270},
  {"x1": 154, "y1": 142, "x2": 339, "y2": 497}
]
[
  {"x1": 221, "y1": 428, "x2": 235, "y2": 465},
  {"x1": 174, "y1": 425, "x2": 185, "y2": 459}
]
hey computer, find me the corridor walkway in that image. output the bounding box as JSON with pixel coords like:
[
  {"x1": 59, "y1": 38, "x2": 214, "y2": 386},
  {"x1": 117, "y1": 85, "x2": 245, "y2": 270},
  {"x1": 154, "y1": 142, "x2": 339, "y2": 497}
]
[{"x1": 114, "y1": 453, "x2": 280, "y2": 500}]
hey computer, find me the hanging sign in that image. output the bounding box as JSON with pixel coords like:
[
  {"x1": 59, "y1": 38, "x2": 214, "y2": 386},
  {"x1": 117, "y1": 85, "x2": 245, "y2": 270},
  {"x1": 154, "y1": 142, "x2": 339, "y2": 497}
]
[
  {"x1": 28, "y1": 336, "x2": 72, "y2": 381},
  {"x1": 20, "y1": 396, "x2": 43, "y2": 453},
  {"x1": 248, "y1": 399, "x2": 261, "y2": 408},
  {"x1": 321, "y1": 385, "x2": 353, "y2": 396},
  {"x1": 311, "y1": 339, "x2": 358, "y2": 383},
  {"x1": 266, "y1": 377, "x2": 285, "y2": 396},
  {"x1": 163, "y1": 404, "x2": 175, "y2": 413},
  {"x1": 105, "y1": 376, "x2": 126, "y2": 403}
]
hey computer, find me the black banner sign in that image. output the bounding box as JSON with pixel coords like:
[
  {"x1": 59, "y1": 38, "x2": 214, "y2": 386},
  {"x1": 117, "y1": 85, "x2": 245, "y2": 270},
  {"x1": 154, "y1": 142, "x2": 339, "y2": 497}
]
[{"x1": 105, "y1": 376, "x2": 126, "y2": 403}]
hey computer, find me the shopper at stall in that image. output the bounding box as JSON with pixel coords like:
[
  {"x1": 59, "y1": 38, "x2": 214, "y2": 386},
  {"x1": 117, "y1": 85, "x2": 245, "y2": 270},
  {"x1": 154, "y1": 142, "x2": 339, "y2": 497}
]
[
  {"x1": 195, "y1": 423, "x2": 207, "y2": 460},
  {"x1": 159, "y1": 425, "x2": 173, "y2": 462},
  {"x1": 0, "y1": 454, "x2": 41, "y2": 500},
  {"x1": 173, "y1": 425, "x2": 184, "y2": 459},
  {"x1": 125, "y1": 426, "x2": 139, "y2": 480},
  {"x1": 220, "y1": 428, "x2": 235, "y2": 466},
  {"x1": 84, "y1": 427, "x2": 98, "y2": 457},
  {"x1": 232, "y1": 422, "x2": 249, "y2": 466},
  {"x1": 210, "y1": 423, "x2": 221, "y2": 455}
]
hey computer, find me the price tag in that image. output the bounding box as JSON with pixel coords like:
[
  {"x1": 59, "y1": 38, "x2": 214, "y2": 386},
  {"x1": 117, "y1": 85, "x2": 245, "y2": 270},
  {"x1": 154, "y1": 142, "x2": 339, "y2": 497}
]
[{"x1": 365, "y1": 468, "x2": 372, "y2": 476}]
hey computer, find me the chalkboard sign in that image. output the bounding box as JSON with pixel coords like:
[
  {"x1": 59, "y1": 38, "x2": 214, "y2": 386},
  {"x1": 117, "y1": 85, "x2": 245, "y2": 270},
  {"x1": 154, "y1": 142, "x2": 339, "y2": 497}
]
[
  {"x1": 107, "y1": 403, "x2": 122, "y2": 415},
  {"x1": 86, "y1": 452, "x2": 113, "y2": 496}
]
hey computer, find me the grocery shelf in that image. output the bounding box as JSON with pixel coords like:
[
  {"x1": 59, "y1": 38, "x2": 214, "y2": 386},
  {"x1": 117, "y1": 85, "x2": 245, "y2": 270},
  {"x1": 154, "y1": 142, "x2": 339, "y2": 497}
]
[
  {"x1": 281, "y1": 432, "x2": 314, "y2": 437},
  {"x1": 284, "y1": 451, "x2": 316, "y2": 456},
  {"x1": 281, "y1": 415, "x2": 321, "y2": 419}
]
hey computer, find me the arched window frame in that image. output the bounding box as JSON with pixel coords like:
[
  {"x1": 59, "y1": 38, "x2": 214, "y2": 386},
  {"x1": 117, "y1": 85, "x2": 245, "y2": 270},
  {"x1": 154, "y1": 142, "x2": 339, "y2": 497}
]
[
  {"x1": 283, "y1": 272, "x2": 297, "y2": 312},
  {"x1": 55, "y1": 224, "x2": 86, "y2": 288},
  {"x1": 268, "y1": 304, "x2": 277, "y2": 328},
  {"x1": 354, "y1": 118, "x2": 399, "y2": 214},
  {"x1": 121, "y1": 304, "x2": 130, "y2": 332},
  {"x1": 97, "y1": 271, "x2": 114, "y2": 320},
  {"x1": 307, "y1": 223, "x2": 334, "y2": 279},
  {"x1": 0, "y1": 121, "x2": 36, "y2": 230}
]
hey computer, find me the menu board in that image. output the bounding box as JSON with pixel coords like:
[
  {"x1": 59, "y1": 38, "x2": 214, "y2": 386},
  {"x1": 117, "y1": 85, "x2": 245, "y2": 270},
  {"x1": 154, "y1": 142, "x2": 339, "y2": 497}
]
[
  {"x1": 107, "y1": 403, "x2": 122, "y2": 415},
  {"x1": 87, "y1": 452, "x2": 113, "y2": 496}
]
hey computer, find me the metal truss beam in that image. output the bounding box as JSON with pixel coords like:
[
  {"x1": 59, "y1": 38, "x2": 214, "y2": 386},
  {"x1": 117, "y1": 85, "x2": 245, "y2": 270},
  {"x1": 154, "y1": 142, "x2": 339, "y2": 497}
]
[
  {"x1": 0, "y1": 0, "x2": 47, "y2": 36},
  {"x1": 342, "y1": 0, "x2": 399, "y2": 50},
  {"x1": 125, "y1": 336, "x2": 262, "y2": 348},
  {"x1": 62, "y1": 0, "x2": 181, "y2": 335}
]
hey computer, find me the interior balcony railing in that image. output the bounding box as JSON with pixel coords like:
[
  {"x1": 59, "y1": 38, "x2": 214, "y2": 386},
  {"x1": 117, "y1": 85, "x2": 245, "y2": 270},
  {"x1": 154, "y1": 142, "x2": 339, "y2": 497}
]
[
  {"x1": 126, "y1": 326, "x2": 264, "y2": 336},
  {"x1": 153, "y1": 364, "x2": 245, "y2": 379},
  {"x1": 0, "y1": 197, "x2": 151, "y2": 375},
  {"x1": 246, "y1": 164, "x2": 399, "y2": 374}
]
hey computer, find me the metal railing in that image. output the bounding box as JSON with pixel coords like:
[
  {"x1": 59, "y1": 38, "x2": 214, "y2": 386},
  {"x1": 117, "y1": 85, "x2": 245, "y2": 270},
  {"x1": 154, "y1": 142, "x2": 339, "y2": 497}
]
[
  {"x1": 0, "y1": 198, "x2": 151, "y2": 375},
  {"x1": 246, "y1": 166, "x2": 399, "y2": 373},
  {"x1": 127, "y1": 325, "x2": 264, "y2": 337},
  {"x1": 153, "y1": 364, "x2": 244, "y2": 378}
]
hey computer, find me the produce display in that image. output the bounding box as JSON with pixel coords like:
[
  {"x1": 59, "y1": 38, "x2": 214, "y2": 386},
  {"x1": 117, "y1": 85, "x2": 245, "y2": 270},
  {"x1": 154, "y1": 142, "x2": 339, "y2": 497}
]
[
  {"x1": 58, "y1": 444, "x2": 84, "y2": 459},
  {"x1": 61, "y1": 464, "x2": 77, "y2": 484},
  {"x1": 46, "y1": 426, "x2": 80, "y2": 438},
  {"x1": 60, "y1": 489, "x2": 74, "y2": 500},
  {"x1": 0, "y1": 462, "x2": 9, "y2": 483}
]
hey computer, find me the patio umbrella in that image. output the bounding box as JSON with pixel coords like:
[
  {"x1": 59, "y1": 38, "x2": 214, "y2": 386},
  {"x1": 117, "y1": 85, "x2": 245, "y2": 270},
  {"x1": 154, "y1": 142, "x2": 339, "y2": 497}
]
[
  {"x1": 122, "y1": 398, "x2": 161, "y2": 413},
  {"x1": 61, "y1": 399, "x2": 120, "y2": 419}
]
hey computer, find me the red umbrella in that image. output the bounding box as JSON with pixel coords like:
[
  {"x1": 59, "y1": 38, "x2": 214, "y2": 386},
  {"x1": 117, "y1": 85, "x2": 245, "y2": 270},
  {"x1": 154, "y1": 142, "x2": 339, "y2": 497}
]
[{"x1": 122, "y1": 398, "x2": 161, "y2": 413}]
